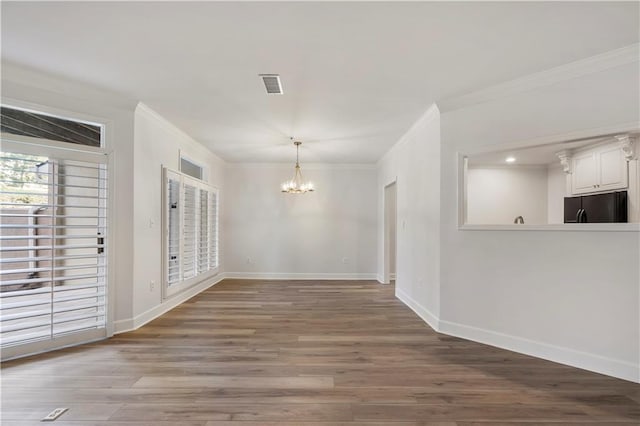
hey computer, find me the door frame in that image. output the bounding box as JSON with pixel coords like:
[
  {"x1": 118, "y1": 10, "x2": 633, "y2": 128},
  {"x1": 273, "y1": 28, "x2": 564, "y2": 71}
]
[{"x1": 382, "y1": 181, "x2": 397, "y2": 284}]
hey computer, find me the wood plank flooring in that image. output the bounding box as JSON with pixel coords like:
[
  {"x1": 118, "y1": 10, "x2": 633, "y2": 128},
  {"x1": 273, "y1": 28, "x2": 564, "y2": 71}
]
[{"x1": 1, "y1": 279, "x2": 639, "y2": 425}]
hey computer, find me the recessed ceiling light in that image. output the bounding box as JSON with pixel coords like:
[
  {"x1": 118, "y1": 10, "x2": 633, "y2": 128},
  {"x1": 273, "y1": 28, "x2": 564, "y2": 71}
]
[{"x1": 505, "y1": 156, "x2": 516, "y2": 163}]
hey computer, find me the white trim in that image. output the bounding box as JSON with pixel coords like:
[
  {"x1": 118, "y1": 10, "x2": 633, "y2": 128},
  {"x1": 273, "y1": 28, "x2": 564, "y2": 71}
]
[
  {"x1": 382, "y1": 180, "x2": 398, "y2": 284},
  {"x1": 136, "y1": 103, "x2": 196, "y2": 146},
  {"x1": 114, "y1": 273, "x2": 225, "y2": 334},
  {"x1": 389, "y1": 273, "x2": 396, "y2": 280},
  {"x1": 393, "y1": 289, "x2": 639, "y2": 383},
  {"x1": 112, "y1": 318, "x2": 135, "y2": 335},
  {"x1": 439, "y1": 43, "x2": 640, "y2": 112},
  {"x1": 467, "y1": 163, "x2": 549, "y2": 170},
  {"x1": 395, "y1": 287, "x2": 440, "y2": 332},
  {"x1": 457, "y1": 153, "x2": 467, "y2": 228},
  {"x1": 460, "y1": 122, "x2": 640, "y2": 158},
  {"x1": 2, "y1": 63, "x2": 137, "y2": 111},
  {"x1": 460, "y1": 224, "x2": 640, "y2": 232},
  {"x1": 439, "y1": 319, "x2": 639, "y2": 384},
  {"x1": 377, "y1": 104, "x2": 440, "y2": 167},
  {"x1": 224, "y1": 162, "x2": 377, "y2": 170},
  {"x1": 222, "y1": 272, "x2": 378, "y2": 281},
  {"x1": 376, "y1": 274, "x2": 385, "y2": 284},
  {"x1": 135, "y1": 103, "x2": 225, "y2": 165},
  {"x1": 1, "y1": 133, "x2": 108, "y2": 158},
  {"x1": 1, "y1": 332, "x2": 107, "y2": 362}
]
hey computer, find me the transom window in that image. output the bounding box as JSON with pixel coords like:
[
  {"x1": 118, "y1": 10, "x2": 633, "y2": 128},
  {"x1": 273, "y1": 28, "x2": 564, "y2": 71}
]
[{"x1": 1, "y1": 106, "x2": 102, "y2": 148}]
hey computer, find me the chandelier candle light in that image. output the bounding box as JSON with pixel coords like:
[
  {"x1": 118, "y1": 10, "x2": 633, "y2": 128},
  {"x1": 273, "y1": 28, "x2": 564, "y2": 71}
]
[{"x1": 281, "y1": 140, "x2": 314, "y2": 193}]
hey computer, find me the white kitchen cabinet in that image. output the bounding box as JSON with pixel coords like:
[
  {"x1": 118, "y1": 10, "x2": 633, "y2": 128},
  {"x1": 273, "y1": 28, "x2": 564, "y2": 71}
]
[{"x1": 571, "y1": 142, "x2": 628, "y2": 195}]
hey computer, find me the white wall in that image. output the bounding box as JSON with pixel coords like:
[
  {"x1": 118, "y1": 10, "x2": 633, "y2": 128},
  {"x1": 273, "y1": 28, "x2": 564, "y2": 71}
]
[
  {"x1": 467, "y1": 166, "x2": 548, "y2": 225},
  {"x1": 547, "y1": 164, "x2": 566, "y2": 224},
  {"x1": 131, "y1": 104, "x2": 225, "y2": 320},
  {"x1": 223, "y1": 164, "x2": 377, "y2": 278},
  {"x1": 439, "y1": 59, "x2": 640, "y2": 382},
  {"x1": 378, "y1": 105, "x2": 441, "y2": 324},
  {"x1": 1, "y1": 63, "x2": 137, "y2": 327}
]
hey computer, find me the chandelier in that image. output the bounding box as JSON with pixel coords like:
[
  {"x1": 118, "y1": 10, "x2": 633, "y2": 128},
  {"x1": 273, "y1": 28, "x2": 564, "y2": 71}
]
[{"x1": 281, "y1": 140, "x2": 314, "y2": 193}]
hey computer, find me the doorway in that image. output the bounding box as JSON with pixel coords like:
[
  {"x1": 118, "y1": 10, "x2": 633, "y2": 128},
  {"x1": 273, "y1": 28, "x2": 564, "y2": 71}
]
[{"x1": 383, "y1": 182, "x2": 397, "y2": 284}]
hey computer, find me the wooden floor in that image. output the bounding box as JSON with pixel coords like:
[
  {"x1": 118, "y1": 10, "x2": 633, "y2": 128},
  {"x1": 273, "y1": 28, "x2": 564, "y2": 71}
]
[{"x1": 1, "y1": 279, "x2": 639, "y2": 425}]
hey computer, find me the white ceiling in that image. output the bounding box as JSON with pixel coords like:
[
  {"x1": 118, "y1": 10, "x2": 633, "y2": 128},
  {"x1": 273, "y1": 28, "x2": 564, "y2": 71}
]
[{"x1": 2, "y1": 2, "x2": 638, "y2": 163}]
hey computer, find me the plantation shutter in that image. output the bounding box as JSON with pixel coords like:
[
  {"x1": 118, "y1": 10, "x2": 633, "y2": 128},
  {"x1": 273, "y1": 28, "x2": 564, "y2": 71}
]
[
  {"x1": 166, "y1": 175, "x2": 181, "y2": 285},
  {"x1": 163, "y1": 168, "x2": 218, "y2": 298},
  {"x1": 198, "y1": 189, "x2": 210, "y2": 274},
  {"x1": 209, "y1": 190, "x2": 218, "y2": 269},
  {"x1": 1, "y1": 139, "x2": 108, "y2": 351},
  {"x1": 182, "y1": 182, "x2": 197, "y2": 280}
]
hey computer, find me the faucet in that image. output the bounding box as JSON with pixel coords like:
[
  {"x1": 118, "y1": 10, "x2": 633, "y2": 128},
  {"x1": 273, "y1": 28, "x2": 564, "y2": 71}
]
[{"x1": 514, "y1": 216, "x2": 524, "y2": 224}]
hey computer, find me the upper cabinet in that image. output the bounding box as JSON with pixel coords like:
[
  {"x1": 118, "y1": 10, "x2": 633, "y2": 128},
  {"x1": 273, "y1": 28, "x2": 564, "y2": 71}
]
[
  {"x1": 572, "y1": 150, "x2": 599, "y2": 194},
  {"x1": 568, "y1": 139, "x2": 630, "y2": 195}
]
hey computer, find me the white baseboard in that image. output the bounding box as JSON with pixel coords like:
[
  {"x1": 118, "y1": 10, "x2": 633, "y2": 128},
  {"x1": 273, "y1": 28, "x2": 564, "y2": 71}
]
[
  {"x1": 395, "y1": 287, "x2": 440, "y2": 331},
  {"x1": 394, "y1": 288, "x2": 638, "y2": 383},
  {"x1": 113, "y1": 273, "x2": 226, "y2": 334},
  {"x1": 223, "y1": 272, "x2": 378, "y2": 281},
  {"x1": 439, "y1": 319, "x2": 639, "y2": 384},
  {"x1": 113, "y1": 318, "x2": 134, "y2": 334},
  {"x1": 376, "y1": 274, "x2": 395, "y2": 284}
]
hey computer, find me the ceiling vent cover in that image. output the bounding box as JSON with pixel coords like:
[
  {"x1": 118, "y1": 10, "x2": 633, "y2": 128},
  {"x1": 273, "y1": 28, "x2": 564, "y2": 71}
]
[{"x1": 260, "y1": 74, "x2": 283, "y2": 94}]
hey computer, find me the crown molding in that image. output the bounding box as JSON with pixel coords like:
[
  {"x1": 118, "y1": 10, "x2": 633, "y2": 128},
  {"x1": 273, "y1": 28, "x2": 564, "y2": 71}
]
[
  {"x1": 438, "y1": 43, "x2": 640, "y2": 112},
  {"x1": 136, "y1": 102, "x2": 196, "y2": 143},
  {"x1": 1, "y1": 61, "x2": 138, "y2": 111},
  {"x1": 461, "y1": 121, "x2": 640, "y2": 157},
  {"x1": 467, "y1": 163, "x2": 549, "y2": 171},
  {"x1": 377, "y1": 103, "x2": 440, "y2": 167},
  {"x1": 136, "y1": 102, "x2": 226, "y2": 164},
  {"x1": 224, "y1": 162, "x2": 377, "y2": 170}
]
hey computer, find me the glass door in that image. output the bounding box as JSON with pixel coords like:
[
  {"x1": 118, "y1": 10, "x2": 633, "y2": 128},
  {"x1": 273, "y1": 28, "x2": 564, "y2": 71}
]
[{"x1": 1, "y1": 136, "x2": 109, "y2": 359}]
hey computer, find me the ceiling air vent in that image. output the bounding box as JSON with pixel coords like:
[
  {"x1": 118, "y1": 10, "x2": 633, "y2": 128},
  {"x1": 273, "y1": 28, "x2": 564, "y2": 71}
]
[{"x1": 260, "y1": 74, "x2": 283, "y2": 94}]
